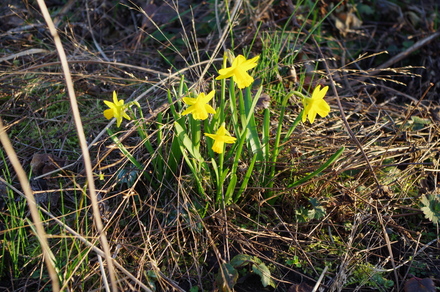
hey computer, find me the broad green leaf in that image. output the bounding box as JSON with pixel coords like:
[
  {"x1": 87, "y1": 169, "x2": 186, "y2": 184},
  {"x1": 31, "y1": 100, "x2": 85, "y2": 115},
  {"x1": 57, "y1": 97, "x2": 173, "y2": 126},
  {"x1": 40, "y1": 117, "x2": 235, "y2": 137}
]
[
  {"x1": 252, "y1": 262, "x2": 276, "y2": 288},
  {"x1": 421, "y1": 194, "x2": 440, "y2": 224},
  {"x1": 229, "y1": 254, "x2": 254, "y2": 268}
]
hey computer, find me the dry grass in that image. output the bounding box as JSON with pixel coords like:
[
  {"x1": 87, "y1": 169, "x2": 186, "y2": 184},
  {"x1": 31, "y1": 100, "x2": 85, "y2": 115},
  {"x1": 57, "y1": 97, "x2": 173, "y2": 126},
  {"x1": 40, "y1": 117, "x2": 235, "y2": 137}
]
[{"x1": 0, "y1": 0, "x2": 440, "y2": 291}]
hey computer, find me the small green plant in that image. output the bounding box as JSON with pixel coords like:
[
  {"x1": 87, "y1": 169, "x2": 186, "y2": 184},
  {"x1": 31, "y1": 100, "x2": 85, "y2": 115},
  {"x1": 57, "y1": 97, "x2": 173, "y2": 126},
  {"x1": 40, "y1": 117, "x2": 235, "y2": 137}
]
[
  {"x1": 286, "y1": 255, "x2": 302, "y2": 268},
  {"x1": 420, "y1": 194, "x2": 440, "y2": 225},
  {"x1": 346, "y1": 262, "x2": 394, "y2": 291},
  {"x1": 215, "y1": 254, "x2": 275, "y2": 292},
  {"x1": 295, "y1": 197, "x2": 326, "y2": 222}
]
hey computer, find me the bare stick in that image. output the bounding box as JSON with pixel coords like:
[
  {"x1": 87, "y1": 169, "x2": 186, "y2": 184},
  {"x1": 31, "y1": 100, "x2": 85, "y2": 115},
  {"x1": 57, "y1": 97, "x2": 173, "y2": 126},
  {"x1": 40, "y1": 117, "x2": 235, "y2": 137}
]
[
  {"x1": 35, "y1": 0, "x2": 117, "y2": 290},
  {"x1": 377, "y1": 31, "x2": 440, "y2": 71}
]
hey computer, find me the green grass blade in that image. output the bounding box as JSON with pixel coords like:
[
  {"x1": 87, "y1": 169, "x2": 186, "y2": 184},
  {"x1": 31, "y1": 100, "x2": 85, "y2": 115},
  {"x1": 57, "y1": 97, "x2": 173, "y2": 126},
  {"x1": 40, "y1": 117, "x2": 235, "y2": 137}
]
[
  {"x1": 234, "y1": 153, "x2": 258, "y2": 203},
  {"x1": 287, "y1": 146, "x2": 345, "y2": 188},
  {"x1": 107, "y1": 128, "x2": 143, "y2": 170}
]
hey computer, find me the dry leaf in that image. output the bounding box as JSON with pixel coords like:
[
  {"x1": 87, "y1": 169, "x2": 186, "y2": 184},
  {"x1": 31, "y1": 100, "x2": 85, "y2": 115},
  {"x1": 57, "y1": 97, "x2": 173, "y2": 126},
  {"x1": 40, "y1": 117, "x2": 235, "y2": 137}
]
[
  {"x1": 30, "y1": 153, "x2": 66, "y2": 176},
  {"x1": 287, "y1": 282, "x2": 313, "y2": 292},
  {"x1": 404, "y1": 277, "x2": 436, "y2": 292},
  {"x1": 330, "y1": 3, "x2": 362, "y2": 37},
  {"x1": 142, "y1": 3, "x2": 176, "y2": 30}
]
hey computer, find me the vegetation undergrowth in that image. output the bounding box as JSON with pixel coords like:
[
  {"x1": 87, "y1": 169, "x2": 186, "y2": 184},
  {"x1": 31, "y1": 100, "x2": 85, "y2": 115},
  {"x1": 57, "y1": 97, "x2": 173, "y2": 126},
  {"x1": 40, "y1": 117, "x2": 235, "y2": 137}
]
[{"x1": 0, "y1": 0, "x2": 439, "y2": 291}]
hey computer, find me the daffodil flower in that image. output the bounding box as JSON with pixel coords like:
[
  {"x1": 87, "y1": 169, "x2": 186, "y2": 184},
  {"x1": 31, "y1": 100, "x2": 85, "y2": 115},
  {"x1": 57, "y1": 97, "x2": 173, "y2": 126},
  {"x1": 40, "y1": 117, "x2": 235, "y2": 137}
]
[
  {"x1": 103, "y1": 91, "x2": 131, "y2": 127},
  {"x1": 301, "y1": 85, "x2": 330, "y2": 124},
  {"x1": 216, "y1": 54, "x2": 260, "y2": 89},
  {"x1": 181, "y1": 90, "x2": 216, "y2": 120},
  {"x1": 205, "y1": 124, "x2": 237, "y2": 154}
]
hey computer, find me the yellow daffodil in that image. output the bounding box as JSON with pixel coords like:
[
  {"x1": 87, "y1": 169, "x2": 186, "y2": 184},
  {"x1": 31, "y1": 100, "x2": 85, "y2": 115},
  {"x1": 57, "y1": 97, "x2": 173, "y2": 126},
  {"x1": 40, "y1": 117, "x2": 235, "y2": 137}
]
[
  {"x1": 216, "y1": 54, "x2": 260, "y2": 89},
  {"x1": 182, "y1": 90, "x2": 216, "y2": 120},
  {"x1": 103, "y1": 91, "x2": 131, "y2": 127},
  {"x1": 301, "y1": 85, "x2": 330, "y2": 124},
  {"x1": 205, "y1": 124, "x2": 237, "y2": 154}
]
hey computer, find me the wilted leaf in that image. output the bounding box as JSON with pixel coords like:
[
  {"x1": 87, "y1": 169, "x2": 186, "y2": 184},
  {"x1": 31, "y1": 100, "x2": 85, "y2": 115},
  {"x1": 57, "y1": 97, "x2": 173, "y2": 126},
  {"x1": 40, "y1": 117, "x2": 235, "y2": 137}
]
[
  {"x1": 142, "y1": 3, "x2": 176, "y2": 29},
  {"x1": 30, "y1": 153, "x2": 66, "y2": 176},
  {"x1": 404, "y1": 277, "x2": 436, "y2": 292},
  {"x1": 329, "y1": 3, "x2": 363, "y2": 37},
  {"x1": 215, "y1": 263, "x2": 238, "y2": 292}
]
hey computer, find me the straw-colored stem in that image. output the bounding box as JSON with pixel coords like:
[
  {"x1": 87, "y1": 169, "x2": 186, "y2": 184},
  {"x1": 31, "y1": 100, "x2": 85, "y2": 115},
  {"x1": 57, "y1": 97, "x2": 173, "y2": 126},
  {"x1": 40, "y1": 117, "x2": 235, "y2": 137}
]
[
  {"x1": 35, "y1": 0, "x2": 117, "y2": 290},
  {"x1": 0, "y1": 118, "x2": 60, "y2": 291}
]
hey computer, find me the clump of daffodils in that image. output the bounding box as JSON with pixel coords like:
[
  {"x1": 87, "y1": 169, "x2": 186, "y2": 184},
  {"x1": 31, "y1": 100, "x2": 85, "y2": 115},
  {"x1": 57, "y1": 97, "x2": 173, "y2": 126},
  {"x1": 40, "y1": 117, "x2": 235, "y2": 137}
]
[
  {"x1": 104, "y1": 53, "x2": 331, "y2": 153},
  {"x1": 179, "y1": 54, "x2": 261, "y2": 153}
]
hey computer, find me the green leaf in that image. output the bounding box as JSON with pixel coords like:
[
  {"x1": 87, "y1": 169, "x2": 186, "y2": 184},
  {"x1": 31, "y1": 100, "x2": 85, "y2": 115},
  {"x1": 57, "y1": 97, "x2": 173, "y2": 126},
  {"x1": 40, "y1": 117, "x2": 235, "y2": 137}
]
[
  {"x1": 240, "y1": 87, "x2": 264, "y2": 160},
  {"x1": 229, "y1": 254, "x2": 254, "y2": 268},
  {"x1": 224, "y1": 173, "x2": 237, "y2": 205},
  {"x1": 421, "y1": 194, "x2": 440, "y2": 224},
  {"x1": 234, "y1": 154, "x2": 258, "y2": 203},
  {"x1": 173, "y1": 122, "x2": 204, "y2": 163},
  {"x1": 308, "y1": 198, "x2": 326, "y2": 220},
  {"x1": 411, "y1": 116, "x2": 431, "y2": 130},
  {"x1": 107, "y1": 128, "x2": 143, "y2": 170},
  {"x1": 357, "y1": 4, "x2": 375, "y2": 15},
  {"x1": 252, "y1": 262, "x2": 276, "y2": 288}
]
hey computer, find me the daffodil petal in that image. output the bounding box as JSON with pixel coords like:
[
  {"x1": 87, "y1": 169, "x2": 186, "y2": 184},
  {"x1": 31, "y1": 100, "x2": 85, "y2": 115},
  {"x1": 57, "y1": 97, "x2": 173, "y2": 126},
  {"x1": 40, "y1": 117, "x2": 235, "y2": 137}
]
[
  {"x1": 234, "y1": 70, "x2": 254, "y2": 89},
  {"x1": 312, "y1": 85, "x2": 329, "y2": 100},
  {"x1": 116, "y1": 116, "x2": 123, "y2": 127},
  {"x1": 183, "y1": 97, "x2": 197, "y2": 105},
  {"x1": 205, "y1": 124, "x2": 236, "y2": 153},
  {"x1": 212, "y1": 141, "x2": 224, "y2": 153},
  {"x1": 181, "y1": 107, "x2": 194, "y2": 116},
  {"x1": 301, "y1": 85, "x2": 331, "y2": 123},
  {"x1": 103, "y1": 92, "x2": 131, "y2": 127},
  {"x1": 103, "y1": 109, "x2": 114, "y2": 119},
  {"x1": 216, "y1": 126, "x2": 228, "y2": 136},
  {"x1": 307, "y1": 107, "x2": 317, "y2": 124},
  {"x1": 240, "y1": 56, "x2": 259, "y2": 71},
  {"x1": 182, "y1": 91, "x2": 216, "y2": 120},
  {"x1": 104, "y1": 100, "x2": 115, "y2": 108},
  {"x1": 113, "y1": 91, "x2": 119, "y2": 104},
  {"x1": 215, "y1": 54, "x2": 259, "y2": 89},
  {"x1": 216, "y1": 67, "x2": 235, "y2": 80},
  {"x1": 224, "y1": 136, "x2": 237, "y2": 143},
  {"x1": 122, "y1": 112, "x2": 131, "y2": 121},
  {"x1": 192, "y1": 109, "x2": 208, "y2": 120},
  {"x1": 204, "y1": 133, "x2": 216, "y2": 140},
  {"x1": 315, "y1": 100, "x2": 330, "y2": 116},
  {"x1": 201, "y1": 91, "x2": 215, "y2": 103},
  {"x1": 204, "y1": 104, "x2": 216, "y2": 115}
]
